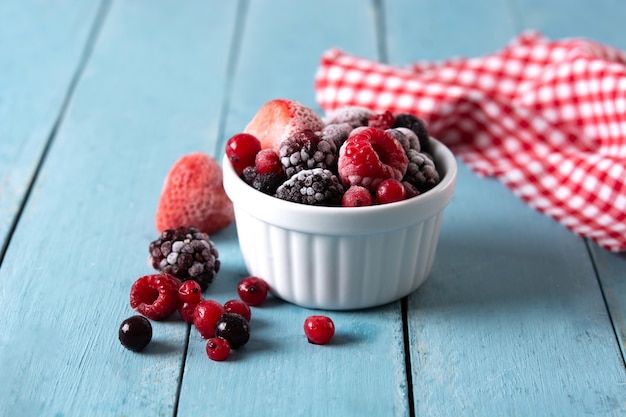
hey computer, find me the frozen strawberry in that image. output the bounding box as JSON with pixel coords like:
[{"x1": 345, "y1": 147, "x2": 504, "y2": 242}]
[
  {"x1": 338, "y1": 128, "x2": 408, "y2": 192},
  {"x1": 156, "y1": 152, "x2": 234, "y2": 235},
  {"x1": 244, "y1": 99, "x2": 325, "y2": 151}
]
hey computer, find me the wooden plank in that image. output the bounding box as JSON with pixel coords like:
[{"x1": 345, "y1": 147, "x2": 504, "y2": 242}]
[
  {"x1": 384, "y1": 0, "x2": 626, "y2": 415},
  {"x1": 176, "y1": 1, "x2": 411, "y2": 416},
  {"x1": 0, "y1": 1, "x2": 103, "y2": 256},
  {"x1": 0, "y1": 1, "x2": 238, "y2": 416}
]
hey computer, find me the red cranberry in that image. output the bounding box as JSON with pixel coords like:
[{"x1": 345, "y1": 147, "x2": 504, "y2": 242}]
[
  {"x1": 193, "y1": 299, "x2": 225, "y2": 339},
  {"x1": 206, "y1": 337, "x2": 231, "y2": 361},
  {"x1": 304, "y1": 315, "x2": 335, "y2": 345},
  {"x1": 225, "y1": 133, "x2": 262, "y2": 175}
]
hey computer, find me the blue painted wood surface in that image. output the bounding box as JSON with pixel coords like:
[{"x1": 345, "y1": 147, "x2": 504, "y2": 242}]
[{"x1": 0, "y1": 1, "x2": 624, "y2": 416}]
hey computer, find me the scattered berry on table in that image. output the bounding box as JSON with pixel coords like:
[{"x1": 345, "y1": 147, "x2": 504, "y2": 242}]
[
  {"x1": 241, "y1": 166, "x2": 284, "y2": 195},
  {"x1": 225, "y1": 133, "x2": 262, "y2": 176},
  {"x1": 178, "y1": 279, "x2": 202, "y2": 304},
  {"x1": 206, "y1": 337, "x2": 231, "y2": 361},
  {"x1": 393, "y1": 113, "x2": 431, "y2": 153},
  {"x1": 342, "y1": 185, "x2": 373, "y2": 207},
  {"x1": 303, "y1": 315, "x2": 335, "y2": 345},
  {"x1": 376, "y1": 178, "x2": 406, "y2": 204},
  {"x1": 323, "y1": 106, "x2": 374, "y2": 128},
  {"x1": 193, "y1": 299, "x2": 225, "y2": 339},
  {"x1": 255, "y1": 149, "x2": 283, "y2": 176},
  {"x1": 237, "y1": 276, "x2": 269, "y2": 307},
  {"x1": 155, "y1": 152, "x2": 234, "y2": 235},
  {"x1": 178, "y1": 301, "x2": 199, "y2": 323},
  {"x1": 275, "y1": 168, "x2": 344, "y2": 206},
  {"x1": 337, "y1": 128, "x2": 408, "y2": 192},
  {"x1": 149, "y1": 226, "x2": 220, "y2": 292},
  {"x1": 215, "y1": 313, "x2": 250, "y2": 349},
  {"x1": 223, "y1": 299, "x2": 252, "y2": 322},
  {"x1": 119, "y1": 315, "x2": 152, "y2": 352},
  {"x1": 244, "y1": 99, "x2": 325, "y2": 151},
  {"x1": 368, "y1": 110, "x2": 395, "y2": 130},
  {"x1": 403, "y1": 150, "x2": 440, "y2": 193},
  {"x1": 320, "y1": 123, "x2": 352, "y2": 150},
  {"x1": 279, "y1": 129, "x2": 338, "y2": 178},
  {"x1": 129, "y1": 273, "x2": 182, "y2": 321}
]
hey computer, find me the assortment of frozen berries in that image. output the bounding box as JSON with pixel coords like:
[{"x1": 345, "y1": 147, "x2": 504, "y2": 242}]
[{"x1": 228, "y1": 100, "x2": 440, "y2": 207}]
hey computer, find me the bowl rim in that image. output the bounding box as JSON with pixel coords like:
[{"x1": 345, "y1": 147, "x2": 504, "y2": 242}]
[{"x1": 222, "y1": 137, "x2": 457, "y2": 235}]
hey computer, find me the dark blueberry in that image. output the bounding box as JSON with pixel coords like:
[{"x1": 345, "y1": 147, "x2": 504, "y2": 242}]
[
  {"x1": 119, "y1": 315, "x2": 152, "y2": 352},
  {"x1": 215, "y1": 313, "x2": 250, "y2": 349}
]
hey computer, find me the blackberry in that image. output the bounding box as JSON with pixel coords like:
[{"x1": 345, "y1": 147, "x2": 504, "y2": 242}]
[
  {"x1": 241, "y1": 166, "x2": 284, "y2": 195},
  {"x1": 403, "y1": 150, "x2": 440, "y2": 193},
  {"x1": 149, "y1": 226, "x2": 220, "y2": 291},
  {"x1": 386, "y1": 128, "x2": 421, "y2": 152},
  {"x1": 320, "y1": 123, "x2": 352, "y2": 150},
  {"x1": 393, "y1": 113, "x2": 431, "y2": 153},
  {"x1": 279, "y1": 129, "x2": 337, "y2": 178},
  {"x1": 275, "y1": 168, "x2": 344, "y2": 206},
  {"x1": 323, "y1": 106, "x2": 374, "y2": 128}
]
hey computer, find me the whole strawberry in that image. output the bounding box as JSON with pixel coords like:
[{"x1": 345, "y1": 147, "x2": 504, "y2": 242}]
[{"x1": 155, "y1": 152, "x2": 234, "y2": 235}]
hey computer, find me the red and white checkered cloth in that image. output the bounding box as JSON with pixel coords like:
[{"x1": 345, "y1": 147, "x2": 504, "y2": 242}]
[{"x1": 315, "y1": 32, "x2": 626, "y2": 252}]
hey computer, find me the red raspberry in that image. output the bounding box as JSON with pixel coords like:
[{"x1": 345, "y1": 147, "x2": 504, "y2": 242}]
[
  {"x1": 237, "y1": 276, "x2": 269, "y2": 306},
  {"x1": 178, "y1": 280, "x2": 202, "y2": 304},
  {"x1": 225, "y1": 133, "x2": 262, "y2": 175},
  {"x1": 338, "y1": 128, "x2": 408, "y2": 192},
  {"x1": 223, "y1": 299, "x2": 252, "y2": 322},
  {"x1": 368, "y1": 111, "x2": 395, "y2": 130},
  {"x1": 376, "y1": 178, "x2": 406, "y2": 204},
  {"x1": 206, "y1": 337, "x2": 231, "y2": 361},
  {"x1": 129, "y1": 274, "x2": 182, "y2": 321},
  {"x1": 155, "y1": 152, "x2": 234, "y2": 234},
  {"x1": 341, "y1": 185, "x2": 373, "y2": 207},
  {"x1": 244, "y1": 99, "x2": 325, "y2": 151},
  {"x1": 304, "y1": 315, "x2": 335, "y2": 345},
  {"x1": 193, "y1": 299, "x2": 225, "y2": 339},
  {"x1": 255, "y1": 149, "x2": 283, "y2": 175}
]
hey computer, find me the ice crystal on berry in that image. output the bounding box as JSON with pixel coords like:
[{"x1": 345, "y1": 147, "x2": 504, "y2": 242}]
[
  {"x1": 275, "y1": 168, "x2": 344, "y2": 206},
  {"x1": 279, "y1": 129, "x2": 337, "y2": 178}
]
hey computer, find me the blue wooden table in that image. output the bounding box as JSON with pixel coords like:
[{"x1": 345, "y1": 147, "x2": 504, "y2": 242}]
[{"x1": 1, "y1": 1, "x2": 625, "y2": 416}]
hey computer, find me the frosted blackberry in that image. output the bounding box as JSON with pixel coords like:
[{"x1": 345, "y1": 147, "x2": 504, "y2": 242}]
[
  {"x1": 275, "y1": 168, "x2": 344, "y2": 206},
  {"x1": 279, "y1": 129, "x2": 337, "y2": 178},
  {"x1": 241, "y1": 166, "x2": 284, "y2": 195},
  {"x1": 320, "y1": 123, "x2": 352, "y2": 150},
  {"x1": 323, "y1": 106, "x2": 374, "y2": 128},
  {"x1": 403, "y1": 150, "x2": 440, "y2": 193},
  {"x1": 393, "y1": 113, "x2": 431, "y2": 153},
  {"x1": 386, "y1": 128, "x2": 421, "y2": 152},
  {"x1": 149, "y1": 226, "x2": 220, "y2": 291}
]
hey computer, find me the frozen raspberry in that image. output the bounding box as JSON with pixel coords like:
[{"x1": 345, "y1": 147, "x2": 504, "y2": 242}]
[
  {"x1": 368, "y1": 111, "x2": 395, "y2": 130},
  {"x1": 215, "y1": 313, "x2": 250, "y2": 349},
  {"x1": 403, "y1": 150, "x2": 440, "y2": 193},
  {"x1": 193, "y1": 299, "x2": 225, "y2": 339},
  {"x1": 149, "y1": 226, "x2": 220, "y2": 292},
  {"x1": 376, "y1": 178, "x2": 406, "y2": 204},
  {"x1": 275, "y1": 168, "x2": 344, "y2": 206},
  {"x1": 119, "y1": 315, "x2": 152, "y2": 352},
  {"x1": 206, "y1": 337, "x2": 231, "y2": 361},
  {"x1": 244, "y1": 99, "x2": 325, "y2": 151},
  {"x1": 255, "y1": 149, "x2": 283, "y2": 175},
  {"x1": 241, "y1": 166, "x2": 284, "y2": 195},
  {"x1": 393, "y1": 113, "x2": 431, "y2": 153},
  {"x1": 225, "y1": 133, "x2": 262, "y2": 176},
  {"x1": 320, "y1": 123, "x2": 352, "y2": 150},
  {"x1": 237, "y1": 276, "x2": 269, "y2": 307},
  {"x1": 129, "y1": 274, "x2": 182, "y2": 321},
  {"x1": 341, "y1": 185, "x2": 373, "y2": 207},
  {"x1": 337, "y1": 128, "x2": 408, "y2": 192},
  {"x1": 223, "y1": 299, "x2": 252, "y2": 322},
  {"x1": 155, "y1": 152, "x2": 234, "y2": 235},
  {"x1": 323, "y1": 106, "x2": 374, "y2": 128},
  {"x1": 304, "y1": 315, "x2": 335, "y2": 345},
  {"x1": 279, "y1": 129, "x2": 337, "y2": 178}
]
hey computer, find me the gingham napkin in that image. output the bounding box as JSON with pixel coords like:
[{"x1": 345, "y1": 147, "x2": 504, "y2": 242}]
[{"x1": 315, "y1": 32, "x2": 626, "y2": 252}]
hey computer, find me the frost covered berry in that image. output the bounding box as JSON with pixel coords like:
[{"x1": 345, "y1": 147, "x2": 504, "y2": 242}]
[
  {"x1": 393, "y1": 113, "x2": 431, "y2": 153},
  {"x1": 149, "y1": 226, "x2": 220, "y2": 292},
  {"x1": 275, "y1": 168, "x2": 344, "y2": 206},
  {"x1": 241, "y1": 165, "x2": 285, "y2": 195},
  {"x1": 279, "y1": 129, "x2": 337, "y2": 178},
  {"x1": 342, "y1": 185, "x2": 373, "y2": 207},
  {"x1": 403, "y1": 150, "x2": 440, "y2": 193}
]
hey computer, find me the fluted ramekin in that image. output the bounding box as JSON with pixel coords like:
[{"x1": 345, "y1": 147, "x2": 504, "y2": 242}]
[{"x1": 222, "y1": 138, "x2": 457, "y2": 310}]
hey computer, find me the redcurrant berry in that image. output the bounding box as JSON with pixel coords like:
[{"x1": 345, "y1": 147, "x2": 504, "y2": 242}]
[
  {"x1": 223, "y1": 299, "x2": 252, "y2": 322},
  {"x1": 193, "y1": 299, "x2": 225, "y2": 339},
  {"x1": 206, "y1": 337, "x2": 231, "y2": 361},
  {"x1": 342, "y1": 185, "x2": 373, "y2": 207},
  {"x1": 376, "y1": 178, "x2": 406, "y2": 204},
  {"x1": 225, "y1": 133, "x2": 262, "y2": 175},
  {"x1": 178, "y1": 301, "x2": 198, "y2": 323},
  {"x1": 178, "y1": 280, "x2": 202, "y2": 304},
  {"x1": 304, "y1": 315, "x2": 335, "y2": 345},
  {"x1": 237, "y1": 276, "x2": 269, "y2": 306},
  {"x1": 255, "y1": 149, "x2": 283, "y2": 175}
]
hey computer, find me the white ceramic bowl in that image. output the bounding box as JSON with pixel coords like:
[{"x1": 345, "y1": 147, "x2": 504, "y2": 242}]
[{"x1": 222, "y1": 138, "x2": 457, "y2": 310}]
